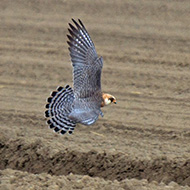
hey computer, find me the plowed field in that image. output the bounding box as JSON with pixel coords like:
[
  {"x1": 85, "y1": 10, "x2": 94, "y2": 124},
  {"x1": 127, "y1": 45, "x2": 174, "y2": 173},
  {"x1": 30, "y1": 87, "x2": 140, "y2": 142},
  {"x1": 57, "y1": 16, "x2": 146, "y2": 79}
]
[{"x1": 0, "y1": 1, "x2": 190, "y2": 189}]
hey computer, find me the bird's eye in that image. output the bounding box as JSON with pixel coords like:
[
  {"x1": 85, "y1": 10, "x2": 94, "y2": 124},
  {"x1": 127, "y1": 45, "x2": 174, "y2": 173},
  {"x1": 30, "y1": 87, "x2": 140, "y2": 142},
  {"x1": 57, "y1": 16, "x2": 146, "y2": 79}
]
[{"x1": 109, "y1": 97, "x2": 114, "y2": 102}]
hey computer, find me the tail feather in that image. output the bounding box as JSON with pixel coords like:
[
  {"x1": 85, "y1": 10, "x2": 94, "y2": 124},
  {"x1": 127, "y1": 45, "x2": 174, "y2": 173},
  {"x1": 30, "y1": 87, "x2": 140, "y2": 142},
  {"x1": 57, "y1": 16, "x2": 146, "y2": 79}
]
[{"x1": 45, "y1": 85, "x2": 76, "y2": 134}]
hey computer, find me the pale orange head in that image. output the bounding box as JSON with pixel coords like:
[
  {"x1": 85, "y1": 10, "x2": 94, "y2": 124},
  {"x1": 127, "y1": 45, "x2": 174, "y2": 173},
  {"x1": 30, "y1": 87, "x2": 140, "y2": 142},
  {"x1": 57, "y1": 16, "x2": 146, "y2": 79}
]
[{"x1": 101, "y1": 93, "x2": 117, "y2": 107}]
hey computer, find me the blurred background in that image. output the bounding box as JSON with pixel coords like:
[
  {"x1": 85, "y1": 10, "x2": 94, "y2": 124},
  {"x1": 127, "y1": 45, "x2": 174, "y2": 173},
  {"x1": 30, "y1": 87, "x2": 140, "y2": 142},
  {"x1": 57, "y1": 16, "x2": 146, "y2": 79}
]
[{"x1": 0, "y1": 0, "x2": 190, "y2": 189}]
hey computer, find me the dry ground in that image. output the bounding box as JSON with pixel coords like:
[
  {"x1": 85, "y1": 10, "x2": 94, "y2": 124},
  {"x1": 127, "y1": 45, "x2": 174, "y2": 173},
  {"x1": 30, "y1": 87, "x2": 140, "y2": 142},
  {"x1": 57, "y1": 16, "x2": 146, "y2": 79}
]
[{"x1": 0, "y1": 0, "x2": 190, "y2": 189}]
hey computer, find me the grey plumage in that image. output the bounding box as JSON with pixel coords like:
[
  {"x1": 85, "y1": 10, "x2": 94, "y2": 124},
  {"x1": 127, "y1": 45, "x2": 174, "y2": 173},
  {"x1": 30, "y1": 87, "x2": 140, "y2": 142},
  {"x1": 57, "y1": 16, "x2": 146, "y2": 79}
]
[{"x1": 45, "y1": 19, "x2": 103, "y2": 134}]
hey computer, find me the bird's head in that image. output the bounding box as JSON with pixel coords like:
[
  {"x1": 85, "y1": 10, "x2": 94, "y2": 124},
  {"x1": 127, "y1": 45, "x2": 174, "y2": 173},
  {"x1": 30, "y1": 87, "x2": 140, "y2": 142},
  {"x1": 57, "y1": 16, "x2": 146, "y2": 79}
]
[{"x1": 102, "y1": 93, "x2": 117, "y2": 107}]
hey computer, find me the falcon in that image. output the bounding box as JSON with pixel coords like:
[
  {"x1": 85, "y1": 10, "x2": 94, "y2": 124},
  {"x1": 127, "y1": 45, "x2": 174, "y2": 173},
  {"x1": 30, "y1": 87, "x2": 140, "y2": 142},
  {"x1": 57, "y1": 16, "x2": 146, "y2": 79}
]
[{"x1": 45, "y1": 19, "x2": 116, "y2": 135}]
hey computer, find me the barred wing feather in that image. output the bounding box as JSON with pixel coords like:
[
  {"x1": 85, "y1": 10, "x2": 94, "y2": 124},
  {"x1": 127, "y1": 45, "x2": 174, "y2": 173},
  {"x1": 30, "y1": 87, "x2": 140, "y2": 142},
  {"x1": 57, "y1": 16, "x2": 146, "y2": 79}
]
[
  {"x1": 67, "y1": 19, "x2": 103, "y2": 98},
  {"x1": 67, "y1": 19, "x2": 103, "y2": 125}
]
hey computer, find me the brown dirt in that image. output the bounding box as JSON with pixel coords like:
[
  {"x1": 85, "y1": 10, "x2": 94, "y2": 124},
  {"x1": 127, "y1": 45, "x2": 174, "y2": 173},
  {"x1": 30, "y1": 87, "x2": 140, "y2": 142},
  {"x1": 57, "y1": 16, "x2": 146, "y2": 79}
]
[{"x1": 0, "y1": 0, "x2": 190, "y2": 189}]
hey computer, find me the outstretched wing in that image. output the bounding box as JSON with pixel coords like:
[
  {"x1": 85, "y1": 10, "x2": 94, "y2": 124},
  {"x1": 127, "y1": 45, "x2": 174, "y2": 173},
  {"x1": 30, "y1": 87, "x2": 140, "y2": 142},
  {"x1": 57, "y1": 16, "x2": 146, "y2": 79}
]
[
  {"x1": 67, "y1": 19, "x2": 103, "y2": 125},
  {"x1": 67, "y1": 19, "x2": 103, "y2": 99}
]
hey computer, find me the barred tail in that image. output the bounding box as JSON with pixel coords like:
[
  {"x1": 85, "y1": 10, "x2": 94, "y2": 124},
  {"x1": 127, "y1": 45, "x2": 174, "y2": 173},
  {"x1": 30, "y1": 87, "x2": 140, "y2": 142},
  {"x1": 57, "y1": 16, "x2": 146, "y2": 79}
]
[{"x1": 45, "y1": 85, "x2": 76, "y2": 135}]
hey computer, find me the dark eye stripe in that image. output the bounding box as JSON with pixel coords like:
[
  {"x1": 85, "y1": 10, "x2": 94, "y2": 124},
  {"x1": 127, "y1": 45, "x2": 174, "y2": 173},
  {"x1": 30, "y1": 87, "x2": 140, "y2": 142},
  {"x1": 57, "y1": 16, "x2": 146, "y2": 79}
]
[{"x1": 109, "y1": 97, "x2": 114, "y2": 102}]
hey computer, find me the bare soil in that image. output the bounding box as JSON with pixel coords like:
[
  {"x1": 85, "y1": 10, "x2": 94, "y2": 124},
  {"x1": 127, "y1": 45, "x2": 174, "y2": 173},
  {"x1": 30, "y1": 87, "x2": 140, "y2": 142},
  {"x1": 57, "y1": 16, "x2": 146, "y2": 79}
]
[{"x1": 0, "y1": 0, "x2": 190, "y2": 189}]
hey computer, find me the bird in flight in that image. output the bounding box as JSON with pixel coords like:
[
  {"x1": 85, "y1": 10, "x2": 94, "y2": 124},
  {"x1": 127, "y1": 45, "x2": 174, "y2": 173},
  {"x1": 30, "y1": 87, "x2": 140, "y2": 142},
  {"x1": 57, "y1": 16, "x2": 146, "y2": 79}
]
[{"x1": 45, "y1": 19, "x2": 116, "y2": 135}]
